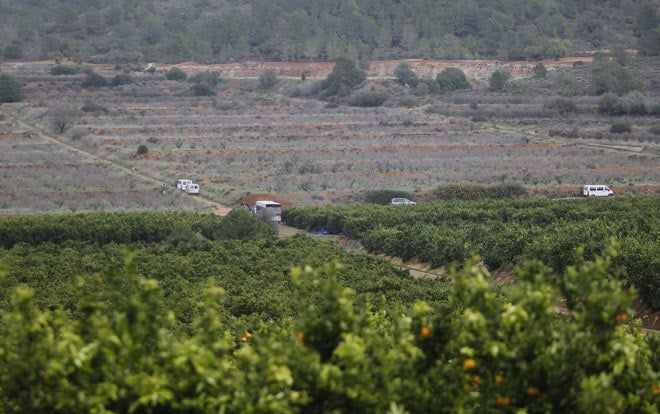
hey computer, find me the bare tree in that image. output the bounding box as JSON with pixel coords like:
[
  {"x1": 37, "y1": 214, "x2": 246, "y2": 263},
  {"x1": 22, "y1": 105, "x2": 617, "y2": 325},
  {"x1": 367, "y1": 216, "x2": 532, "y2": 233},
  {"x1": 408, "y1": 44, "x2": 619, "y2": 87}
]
[{"x1": 49, "y1": 105, "x2": 80, "y2": 134}]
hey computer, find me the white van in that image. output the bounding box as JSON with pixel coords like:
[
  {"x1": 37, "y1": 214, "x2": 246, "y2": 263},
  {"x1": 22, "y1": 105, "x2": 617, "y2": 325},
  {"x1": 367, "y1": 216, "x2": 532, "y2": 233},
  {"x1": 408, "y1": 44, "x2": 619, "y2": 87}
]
[
  {"x1": 175, "y1": 179, "x2": 192, "y2": 191},
  {"x1": 582, "y1": 185, "x2": 613, "y2": 197},
  {"x1": 186, "y1": 183, "x2": 200, "y2": 194}
]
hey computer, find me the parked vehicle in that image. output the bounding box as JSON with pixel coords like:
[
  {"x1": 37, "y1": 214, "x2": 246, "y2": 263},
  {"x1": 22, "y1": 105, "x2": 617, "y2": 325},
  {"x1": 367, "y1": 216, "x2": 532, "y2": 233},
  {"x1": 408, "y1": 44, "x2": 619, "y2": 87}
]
[
  {"x1": 186, "y1": 183, "x2": 200, "y2": 194},
  {"x1": 175, "y1": 179, "x2": 193, "y2": 191},
  {"x1": 582, "y1": 185, "x2": 614, "y2": 197},
  {"x1": 253, "y1": 200, "x2": 282, "y2": 222},
  {"x1": 391, "y1": 197, "x2": 416, "y2": 205}
]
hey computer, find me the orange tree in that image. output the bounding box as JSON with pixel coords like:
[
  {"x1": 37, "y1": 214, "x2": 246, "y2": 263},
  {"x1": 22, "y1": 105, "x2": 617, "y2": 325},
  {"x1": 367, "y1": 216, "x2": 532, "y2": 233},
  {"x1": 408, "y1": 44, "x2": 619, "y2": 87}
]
[{"x1": 1, "y1": 246, "x2": 658, "y2": 412}]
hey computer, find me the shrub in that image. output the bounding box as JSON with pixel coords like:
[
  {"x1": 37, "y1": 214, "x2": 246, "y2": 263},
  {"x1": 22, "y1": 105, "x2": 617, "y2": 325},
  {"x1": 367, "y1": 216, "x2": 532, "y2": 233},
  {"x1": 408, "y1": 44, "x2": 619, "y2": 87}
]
[
  {"x1": 599, "y1": 93, "x2": 623, "y2": 115},
  {"x1": 545, "y1": 97, "x2": 578, "y2": 114},
  {"x1": 394, "y1": 62, "x2": 419, "y2": 88},
  {"x1": 81, "y1": 72, "x2": 107, "y2": 88},
  {"x1": 436, "y1": 67, "x2": 471, "y2": 92},
  {"x1": 413, "y1": 82, "x2": 429, "y2": 96},
  {"x1": 0, "y1": 74, "x2": 24, "y2": 103},
  {"x1": 637, "y1": 28, "x2": 660, "y2": 56},
  {"x1": 50, "y1": 65, "x2": 81, "y2": 75},
  {"x1": 259, "y1": 69, "x2": 278, "y2": 90},
  {"x1": 650, "y1": 125, "x2": 660, "y2": 135},
  {"x1": 489, "y1": 69, "x2": 510, "y2": 92},
  {"x1": 136, "y1": 144, "x2": 149, "y2": 155},
  {"x1": 321, "y1": 56, "x2": 366, "y2": 97},
  {"x1": 165, "y1": 67, "x2": 188, "y2": 81},
  {"x1": 3, "y1": 41, "x2": 22, "y2": 59},
  {"x1": 111, "y1": 74, "x2": 134, "y2": 86},
  {"x1": 556, "y1": 72, "x2": 582, "y2": 96},
  {"x1": 80, "y1": 102, "x2": 109, "y2": 113},
  {"x1": 191, "y1": 82, "x2": 215, "y2": 96},
  {"x1": 610, "y1": 122, "x2": 632, "y2": 134},
  {"x1": 591, "y1": 61, "x2": 641, "y2": 95},
  {"x1": 348, "y1": 90, "x2": 388, "y2": 107},
  {"x1": 533, "y1": 62, "x2": 548, "y2": 78},
  {"x1": 188, "y1": 71, "x2": 220, "y2": 87},
  {"x1": 211, "y1": 208, "x2": 274, "y2": 240},
  {"x1": 620, "y1": 91, "x2": 647, "y2": 115},
  {"x1": 433, "y1": 183, "x2": 526, "y2": 200}
]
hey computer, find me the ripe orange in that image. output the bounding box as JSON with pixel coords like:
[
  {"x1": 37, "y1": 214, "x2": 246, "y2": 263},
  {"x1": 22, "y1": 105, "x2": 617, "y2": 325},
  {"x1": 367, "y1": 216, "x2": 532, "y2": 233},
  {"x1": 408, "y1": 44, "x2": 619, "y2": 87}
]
[
  {"x1": 495, "y1": 375, "x2": 503, "y2": 384},
  {"x1": 527, "y1": 386, "x2": 540, "y2": 396},
  {"x1": 241, "y1": 336, "x2": 247, "y2": 343},
  {"x1": 297, "y1": 332, "x2": 305, "y2": 344},
  {"x1": 462, "y1": 359, "x2": 477, "y2": 370},
  {"x1": 653, "y1": 384, "x2": 660, "y2": 395},
  {"x1": 472, "y1": 375, "x2": 481, "y2": 385},
  {"x1": 420, "y1": 326, "x2": 431, "y2": 338},
  {"x1": 496, "y1": 396, "x2": 510, "y2": 406},
  {"x1": 615, "y1": 314, "x2": 628, "y2": 323}
]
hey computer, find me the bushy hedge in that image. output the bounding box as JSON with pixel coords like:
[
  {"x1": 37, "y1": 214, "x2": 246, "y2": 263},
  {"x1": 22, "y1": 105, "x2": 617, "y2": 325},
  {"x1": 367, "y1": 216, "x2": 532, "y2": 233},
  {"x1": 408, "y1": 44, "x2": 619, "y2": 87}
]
[
  {"x1": 0, "y1": 210, "x2": 274, "y2": 249},
  {"x1": 433, "y1": 183, "x2": 527, "y2": 200}
]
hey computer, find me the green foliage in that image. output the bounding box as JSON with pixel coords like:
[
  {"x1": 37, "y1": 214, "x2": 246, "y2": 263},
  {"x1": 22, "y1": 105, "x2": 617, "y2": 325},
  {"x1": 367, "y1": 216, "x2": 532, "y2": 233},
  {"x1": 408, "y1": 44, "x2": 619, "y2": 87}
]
[
  {"x1": 533, "y1": 62, "x2": 547, "y2": 78},
  {"x1": 364, "y1": 190, "x2": 415, "y2": 205},
  {"x1": 347, "y1": 90, "x2": 388, "y2": 107},
  {"x1": 0, "y1": 247, "x2": 657, "y2": 412},
  {"x1": 3, "y1": 40, "x2": 22, "y2": 60},
  {"x1": 111, "y1": 73, "x2": 134, "y2": 86},
  {"x1": 0, "y1": 74, "x2": 24, "y2": 103},
  {"x1": 556, "y1": 72, "x2": 582, "y2": 96},
  {"x1": 50, "y1": 65, "x2": 82, "y2": 75},
  {"x1": 188, "y1": 70, "x2": 220, "y2": 87},
  {"x1": 545, "y1": 97, "x2": 578, "y2": 114},
  {"x1": 591, "y1": 61, "x2": 642, "y2": 96},
  {"x1": 634, "y1": 1, "x2": 659, "y2": 37},
  {"x1": 0, "y1": 212, "x2": 228, "y2": 248},
  {"x1": 436, "y1": 67, "x2": 471, "y2": 92},
  {"x1": 210, "y1": 208, "x2": 273, "y2": 240},
  {"x1": 489, "y1": 69, "x2": 510, "y2": 92},
  {"x1": 0, "y1": 1, "x2": 648, "y2": 63},
  {"x1": 610, "y1": 122, "x2": 632, "y2": 134},
  {"x1": 638, "y1": 28, "x2": 660, "y2": 56},
  {"x1": 136, "y1": 144, "x2": 149, "y2": 155},
  {"x1": 190, "y1": 82, "x2": 215, "y2": 96},
  {"x1": 434, "y1": 183, "x2": 526, "y2": 200},
  {"x1": 321, "y1": 56, "x2": 366, "y2": 97},
  {"x1": 80, "y1": 101, "x2": 109, "y2": 113},
  {"x1": 81, "y1": 71, "x2": 107, "y2": 88},
  {"x1": 165, "y1": 67, "x2": 188, "y2": 81},
  {"x1": 394, "y1": 62, "x2": 419, "y2": 88},
  {"x1": 285, "y1": 197, "x2": 660, "y2": 310},
  {"x1": 258, "y1": 69, "x2": 278, "y2": 90}
]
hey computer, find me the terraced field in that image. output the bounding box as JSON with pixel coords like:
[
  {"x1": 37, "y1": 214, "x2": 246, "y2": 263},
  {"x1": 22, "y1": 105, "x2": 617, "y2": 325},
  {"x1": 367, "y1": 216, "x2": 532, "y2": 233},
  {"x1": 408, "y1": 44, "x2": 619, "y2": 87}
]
[{"x1": 1, "y1": 62, "x2": 658, "y2": 211}]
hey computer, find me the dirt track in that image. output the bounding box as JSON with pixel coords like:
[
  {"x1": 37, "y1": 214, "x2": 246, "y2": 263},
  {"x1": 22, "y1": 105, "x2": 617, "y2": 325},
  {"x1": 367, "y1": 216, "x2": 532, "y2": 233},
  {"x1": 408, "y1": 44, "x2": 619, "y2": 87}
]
[{"x1": 1, "y1": 55, "x2": 593, "y2": 81}]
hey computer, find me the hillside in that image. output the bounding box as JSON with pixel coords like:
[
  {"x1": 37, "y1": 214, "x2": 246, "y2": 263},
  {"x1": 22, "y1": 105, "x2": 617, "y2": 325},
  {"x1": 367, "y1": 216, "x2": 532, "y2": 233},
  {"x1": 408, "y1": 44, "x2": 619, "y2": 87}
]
[{"x1": 0, "y1": 0, "x2": 658, "y2": 64}]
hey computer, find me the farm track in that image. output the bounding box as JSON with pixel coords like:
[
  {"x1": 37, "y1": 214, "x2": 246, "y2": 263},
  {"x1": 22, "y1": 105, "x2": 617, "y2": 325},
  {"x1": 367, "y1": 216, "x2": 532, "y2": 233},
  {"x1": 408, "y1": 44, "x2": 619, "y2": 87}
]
[{"x1": 0, "y1": 106, "x2": 233, "y2": 215}]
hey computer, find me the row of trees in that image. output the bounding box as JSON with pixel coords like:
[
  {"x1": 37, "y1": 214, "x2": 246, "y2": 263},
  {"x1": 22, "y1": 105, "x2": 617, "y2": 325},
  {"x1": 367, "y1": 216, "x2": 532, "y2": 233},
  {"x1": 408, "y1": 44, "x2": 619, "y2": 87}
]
[
  {"x1": 0, "y1": 209, "x2": 658, "y2": 412},
  {"x1": 0, "y1": 0, "x2": 657, "y2": 63},
  {"x1": 284, "y1": 197, "x2": 660, "y2": 310}
]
